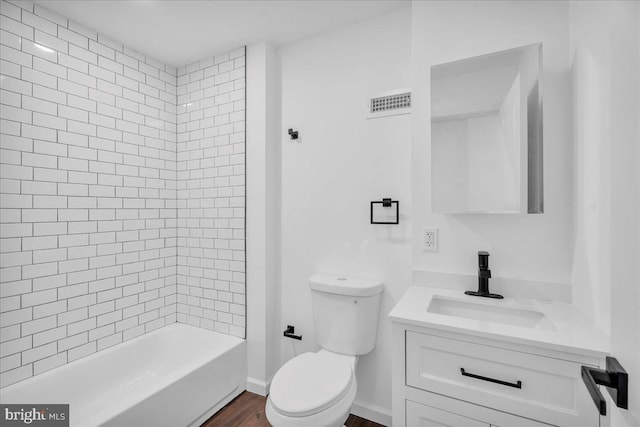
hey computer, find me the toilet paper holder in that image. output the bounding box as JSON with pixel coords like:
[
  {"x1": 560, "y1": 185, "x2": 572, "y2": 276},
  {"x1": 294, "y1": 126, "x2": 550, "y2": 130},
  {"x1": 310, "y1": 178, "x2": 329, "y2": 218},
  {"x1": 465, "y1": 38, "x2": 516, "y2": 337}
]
[{"x1": 283, "y1": 325, "x2": 302, "y2": 340}]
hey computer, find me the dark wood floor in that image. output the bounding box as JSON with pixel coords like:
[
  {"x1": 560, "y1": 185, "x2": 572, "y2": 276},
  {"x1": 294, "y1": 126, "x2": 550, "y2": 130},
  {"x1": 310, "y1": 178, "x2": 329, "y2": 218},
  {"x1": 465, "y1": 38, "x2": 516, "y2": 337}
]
[{"x1": 202, "y1": 391, "x2": 385, "y2": 427}]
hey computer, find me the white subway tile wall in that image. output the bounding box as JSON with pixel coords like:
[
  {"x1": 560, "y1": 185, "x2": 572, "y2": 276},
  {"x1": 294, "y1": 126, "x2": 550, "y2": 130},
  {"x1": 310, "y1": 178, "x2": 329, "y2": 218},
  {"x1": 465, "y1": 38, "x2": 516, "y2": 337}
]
[
  {"x1": 0, "y1": 0, "x2": 246, "y2": 387},
  {"x1": 175, "y1": 49, "x2": 246, "y2": 338}
]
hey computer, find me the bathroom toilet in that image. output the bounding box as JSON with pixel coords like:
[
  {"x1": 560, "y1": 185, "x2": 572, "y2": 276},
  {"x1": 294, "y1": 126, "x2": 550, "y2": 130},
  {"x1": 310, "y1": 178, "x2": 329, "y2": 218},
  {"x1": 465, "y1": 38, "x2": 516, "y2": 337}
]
[{"x1": 266, "y1": 275, "x2": 383, "y2": 427}]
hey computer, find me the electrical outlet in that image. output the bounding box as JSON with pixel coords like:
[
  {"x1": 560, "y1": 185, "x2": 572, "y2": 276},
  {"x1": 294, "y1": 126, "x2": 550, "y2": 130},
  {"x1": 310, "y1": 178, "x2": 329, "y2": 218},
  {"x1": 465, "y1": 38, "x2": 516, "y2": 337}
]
[{"x1": 422, "y1": 227, "x2": 438, "y2": 252}]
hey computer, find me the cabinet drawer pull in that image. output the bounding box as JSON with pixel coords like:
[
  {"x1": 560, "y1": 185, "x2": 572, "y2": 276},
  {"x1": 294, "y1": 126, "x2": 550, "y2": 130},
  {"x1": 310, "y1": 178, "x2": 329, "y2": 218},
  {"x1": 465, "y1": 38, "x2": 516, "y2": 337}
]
[{"x1": 460, "y1": 368, "x2": 522, "y2": 389}]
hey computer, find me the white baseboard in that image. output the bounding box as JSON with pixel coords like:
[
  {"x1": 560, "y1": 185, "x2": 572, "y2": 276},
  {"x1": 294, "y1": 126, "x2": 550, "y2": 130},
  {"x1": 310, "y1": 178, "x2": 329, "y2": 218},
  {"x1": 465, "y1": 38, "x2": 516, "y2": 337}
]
[
  {"x1": 246, "y1": 376, "x2": 271, "y2": 396},
  {"x1": 351, "y1": 400, "x2": 392, "y2": 427}
]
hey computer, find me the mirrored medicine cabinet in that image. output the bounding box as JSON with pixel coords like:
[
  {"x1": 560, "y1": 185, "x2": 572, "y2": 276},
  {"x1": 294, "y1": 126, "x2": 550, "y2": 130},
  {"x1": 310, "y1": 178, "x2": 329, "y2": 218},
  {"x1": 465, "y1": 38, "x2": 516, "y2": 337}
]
[{"x1": 430, "y1": 43, "x2": 543, "y2": 214}]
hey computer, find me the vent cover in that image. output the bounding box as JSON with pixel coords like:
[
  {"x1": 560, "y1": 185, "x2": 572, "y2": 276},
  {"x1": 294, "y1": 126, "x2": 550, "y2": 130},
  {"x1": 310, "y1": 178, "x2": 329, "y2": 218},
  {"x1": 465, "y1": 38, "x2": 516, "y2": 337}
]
[{"x1": 367, "y1": 89, "x2": 412, "y2": 119}]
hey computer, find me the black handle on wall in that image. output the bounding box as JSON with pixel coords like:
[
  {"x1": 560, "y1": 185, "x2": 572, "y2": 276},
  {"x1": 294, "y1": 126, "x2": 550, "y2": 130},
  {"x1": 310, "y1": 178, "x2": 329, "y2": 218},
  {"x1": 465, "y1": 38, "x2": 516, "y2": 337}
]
[
  {"x1": 581, "y1": 357, "x2": 628, "y2": 416},
  {"x1": 283, "y1": 325, "x2": 302, "y2": 340}
]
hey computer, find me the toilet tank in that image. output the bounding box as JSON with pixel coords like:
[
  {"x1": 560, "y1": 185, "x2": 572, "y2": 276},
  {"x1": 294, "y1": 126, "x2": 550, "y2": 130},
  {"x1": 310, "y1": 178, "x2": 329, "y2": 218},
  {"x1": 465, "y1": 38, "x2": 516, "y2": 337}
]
[{"x1": 309, "y1": 275, "x2": 383, "y2": 355}]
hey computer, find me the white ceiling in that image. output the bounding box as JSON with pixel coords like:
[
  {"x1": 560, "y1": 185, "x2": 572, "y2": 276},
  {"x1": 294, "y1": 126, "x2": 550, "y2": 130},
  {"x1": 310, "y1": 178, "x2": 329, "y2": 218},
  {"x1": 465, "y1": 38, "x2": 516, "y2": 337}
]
[{"x1": 36, "y1": 0, "x2": 410, "y2": 68}]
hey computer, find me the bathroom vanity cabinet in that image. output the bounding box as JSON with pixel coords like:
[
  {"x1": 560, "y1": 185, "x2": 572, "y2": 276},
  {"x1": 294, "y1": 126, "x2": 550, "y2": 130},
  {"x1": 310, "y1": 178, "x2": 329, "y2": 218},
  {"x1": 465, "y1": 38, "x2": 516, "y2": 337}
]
[{"x1": 389, "y1": 287, "x2": 609, "y2": 427}]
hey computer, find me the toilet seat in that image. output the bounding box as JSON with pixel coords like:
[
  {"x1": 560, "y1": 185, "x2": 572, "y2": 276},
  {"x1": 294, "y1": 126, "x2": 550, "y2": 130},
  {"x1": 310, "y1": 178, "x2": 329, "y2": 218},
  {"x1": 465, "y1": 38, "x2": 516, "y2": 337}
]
[{"x1": 269, "y1": 352, "x2": 354, "y2": 417}]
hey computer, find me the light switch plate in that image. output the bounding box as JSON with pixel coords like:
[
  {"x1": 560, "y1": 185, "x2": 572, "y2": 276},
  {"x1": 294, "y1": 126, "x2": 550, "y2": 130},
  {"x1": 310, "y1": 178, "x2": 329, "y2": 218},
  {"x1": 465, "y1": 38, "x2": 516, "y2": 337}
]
[{"x1": 422, "y1": 227, "x2": 438, "y2": 252}]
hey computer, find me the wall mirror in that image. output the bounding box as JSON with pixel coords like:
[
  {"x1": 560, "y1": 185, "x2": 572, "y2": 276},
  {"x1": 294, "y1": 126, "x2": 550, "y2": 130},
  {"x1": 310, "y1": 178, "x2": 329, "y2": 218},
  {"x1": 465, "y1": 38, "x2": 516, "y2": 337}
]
[{"x1": 430, "y1": 43, "x2": 543, "y2": 214}]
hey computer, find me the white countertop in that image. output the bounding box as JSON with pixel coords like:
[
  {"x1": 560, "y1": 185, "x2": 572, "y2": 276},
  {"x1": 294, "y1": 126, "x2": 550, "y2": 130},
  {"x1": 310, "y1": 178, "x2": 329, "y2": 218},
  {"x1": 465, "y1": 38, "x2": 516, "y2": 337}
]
[{"x1": 388, "y1": 286, "x2": 610, "y2": 358}]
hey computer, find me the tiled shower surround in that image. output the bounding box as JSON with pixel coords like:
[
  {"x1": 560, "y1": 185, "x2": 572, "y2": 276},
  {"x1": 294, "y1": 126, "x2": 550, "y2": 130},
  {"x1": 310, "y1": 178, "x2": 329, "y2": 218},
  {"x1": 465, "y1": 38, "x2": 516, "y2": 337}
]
[
  {"x1": 176, "y1": 50, "x2": 246, "y2": 337},
  {"x1": 0, "y1": 0, "x2": 246, "y2": 387}
]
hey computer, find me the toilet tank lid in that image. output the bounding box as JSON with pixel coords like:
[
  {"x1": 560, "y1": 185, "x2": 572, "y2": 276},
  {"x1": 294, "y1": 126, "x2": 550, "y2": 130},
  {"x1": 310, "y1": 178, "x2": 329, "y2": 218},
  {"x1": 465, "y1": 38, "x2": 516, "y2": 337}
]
[{"x1": 309, "y1": 275, "x2": 383, "y2": 297}]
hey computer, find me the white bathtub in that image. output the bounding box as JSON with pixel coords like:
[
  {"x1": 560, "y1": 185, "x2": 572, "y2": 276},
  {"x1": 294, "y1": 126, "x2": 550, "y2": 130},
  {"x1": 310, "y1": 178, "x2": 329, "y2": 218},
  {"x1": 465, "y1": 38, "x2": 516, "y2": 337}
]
[{"x1": 0, "y1": 323, "x2": 247, "y2": 427}]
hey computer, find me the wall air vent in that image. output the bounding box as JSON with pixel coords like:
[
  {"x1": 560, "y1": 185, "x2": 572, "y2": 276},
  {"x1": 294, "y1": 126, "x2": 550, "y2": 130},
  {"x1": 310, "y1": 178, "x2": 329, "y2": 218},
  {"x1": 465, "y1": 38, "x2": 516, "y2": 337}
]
[{"x1": 367, "y1": 88, "x2": 412, "y2": 119}]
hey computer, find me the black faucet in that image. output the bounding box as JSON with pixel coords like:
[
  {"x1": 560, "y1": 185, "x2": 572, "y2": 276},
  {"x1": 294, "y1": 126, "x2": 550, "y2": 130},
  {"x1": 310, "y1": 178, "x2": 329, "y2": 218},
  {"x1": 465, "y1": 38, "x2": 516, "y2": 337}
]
[{"x1": 465, "y1": 251, "x2": 503, "y2": 299}]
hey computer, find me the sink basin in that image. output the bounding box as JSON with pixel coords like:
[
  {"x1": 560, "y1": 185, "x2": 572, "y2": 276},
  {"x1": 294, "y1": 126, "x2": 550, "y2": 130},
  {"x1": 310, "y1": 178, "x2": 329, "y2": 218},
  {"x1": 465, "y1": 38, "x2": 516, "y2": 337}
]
[{"x1": 427, "y1": 296, "x2": 555, "y2": 331}]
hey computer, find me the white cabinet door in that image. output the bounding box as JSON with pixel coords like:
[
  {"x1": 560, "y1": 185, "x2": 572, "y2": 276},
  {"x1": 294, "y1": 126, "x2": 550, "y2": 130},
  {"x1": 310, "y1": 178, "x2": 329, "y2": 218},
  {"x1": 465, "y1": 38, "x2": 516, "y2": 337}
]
[{"x1": 406, "y1": 400, "x2": 489, "y2": 427}]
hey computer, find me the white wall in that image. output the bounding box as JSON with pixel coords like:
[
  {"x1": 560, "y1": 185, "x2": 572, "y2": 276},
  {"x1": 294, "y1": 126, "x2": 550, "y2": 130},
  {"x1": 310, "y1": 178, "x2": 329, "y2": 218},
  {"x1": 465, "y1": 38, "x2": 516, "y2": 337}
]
[
  {"x1": 411, "y1": 0, "x2": 574, "y2": 287},
  {"x1": 0, "y1": 0, "x2": 178, "y2": 387},
  {"x1": 570, "y1": 1, "x2": 640, "y2": 424},
  {"x1": 569, "y1": 0, "x2": 613, "y2": 336},
  {"x1": 278, "y1": 7, "x2": 412, "y2": 421},
  {"x1": 245, "y1": 40, "x2": 281, "y2": 395}
]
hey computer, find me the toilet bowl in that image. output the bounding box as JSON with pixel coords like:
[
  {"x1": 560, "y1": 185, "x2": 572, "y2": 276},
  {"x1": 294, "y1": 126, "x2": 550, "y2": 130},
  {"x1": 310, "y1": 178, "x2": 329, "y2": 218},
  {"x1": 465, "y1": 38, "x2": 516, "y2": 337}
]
[
  {"x1": 266, "y1": 275, "x2": 383, "y2": 427},
  {"x1": 266, "y1": 350, "x2": 357, "y2": 427}
]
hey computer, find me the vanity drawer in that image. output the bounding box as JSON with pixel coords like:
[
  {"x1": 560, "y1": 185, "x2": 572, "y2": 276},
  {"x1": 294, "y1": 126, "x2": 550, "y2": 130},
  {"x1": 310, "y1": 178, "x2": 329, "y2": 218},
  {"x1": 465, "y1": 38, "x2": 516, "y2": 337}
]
[{"x1": 405, "y1": 331, "x2": 598, "y2": 427}]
